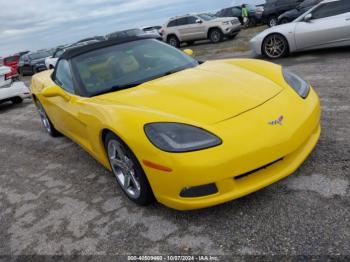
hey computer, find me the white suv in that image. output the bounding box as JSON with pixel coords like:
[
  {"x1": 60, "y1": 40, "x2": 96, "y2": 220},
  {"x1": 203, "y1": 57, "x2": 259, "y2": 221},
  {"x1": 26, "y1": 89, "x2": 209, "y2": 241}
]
[{"x1": 162, "y1": 14, "x2": 241, "y2": 47}]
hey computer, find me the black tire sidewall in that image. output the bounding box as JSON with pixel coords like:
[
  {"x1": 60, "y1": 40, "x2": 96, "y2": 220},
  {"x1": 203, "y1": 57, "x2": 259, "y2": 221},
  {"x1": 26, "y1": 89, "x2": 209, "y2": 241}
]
[
  {"x1": 104, "y1": 132, "x2": 155, "y2": 206},
  {"x1": 167, "y1": 36, "x2": 180, "y2": 48}
]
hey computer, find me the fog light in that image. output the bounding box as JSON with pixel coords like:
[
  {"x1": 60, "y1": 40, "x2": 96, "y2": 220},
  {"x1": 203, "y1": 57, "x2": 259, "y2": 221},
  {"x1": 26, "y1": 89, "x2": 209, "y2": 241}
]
[{"x1": 180, "y1": 183, "x2": 218, "y2": 198}]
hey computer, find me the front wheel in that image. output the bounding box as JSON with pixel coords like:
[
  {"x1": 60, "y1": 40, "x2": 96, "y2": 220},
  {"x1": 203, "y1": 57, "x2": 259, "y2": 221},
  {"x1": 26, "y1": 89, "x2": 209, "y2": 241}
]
[
  {"x1": 262, "y1": 34, "x2": 289, "y2": 59},
  {"x1": 209, "y1": 29, "x2": 223, "y2": 43},
  {"x1": 105, "y1": 132, "x2": 155, "y2": 206},
  {"x1": 36, "y1": 100, "x2": 61, "y2": 137}
]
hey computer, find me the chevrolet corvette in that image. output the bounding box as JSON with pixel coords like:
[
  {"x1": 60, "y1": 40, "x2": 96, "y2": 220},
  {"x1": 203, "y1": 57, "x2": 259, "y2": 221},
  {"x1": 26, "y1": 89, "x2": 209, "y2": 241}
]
[{"x1": 31, "y1": 35, "x2": 321, "y2": 210}]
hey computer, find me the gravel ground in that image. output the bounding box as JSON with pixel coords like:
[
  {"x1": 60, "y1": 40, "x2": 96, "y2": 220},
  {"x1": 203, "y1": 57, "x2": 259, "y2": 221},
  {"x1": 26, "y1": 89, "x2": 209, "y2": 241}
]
[{"x1": 0, "y1": 39, "x2": 349, "y2": 258}]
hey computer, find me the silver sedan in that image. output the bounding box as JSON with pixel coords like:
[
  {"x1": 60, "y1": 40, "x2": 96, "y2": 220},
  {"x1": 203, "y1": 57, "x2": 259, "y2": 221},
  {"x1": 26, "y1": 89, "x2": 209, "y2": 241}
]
[{"x1": 250, "y1": 0, "x2": 350, "y2": 59}]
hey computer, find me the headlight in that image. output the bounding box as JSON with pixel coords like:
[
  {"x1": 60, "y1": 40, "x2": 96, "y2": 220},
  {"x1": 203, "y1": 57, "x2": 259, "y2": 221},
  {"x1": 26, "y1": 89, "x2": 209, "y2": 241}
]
[
  {"x1": 222, "y1": 21, "x2": 230, "y2": 26},
  {"x1": 283, "y1": 68, "x2": 310, "y2": 98},
  {"x1": 144, "y1": 123, "x2": 222, "y2": 152}
]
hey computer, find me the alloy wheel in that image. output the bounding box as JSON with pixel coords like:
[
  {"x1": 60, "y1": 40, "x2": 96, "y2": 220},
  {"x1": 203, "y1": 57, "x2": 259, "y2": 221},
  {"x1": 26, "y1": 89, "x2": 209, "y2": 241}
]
[
  {"x1": 107, "y1": 139, "x2": 141, "y2": 199},
  {"x1": 37, "y1": 103, "x2": 52, "y2": 134},
  {"x1": 264, "y1": 35, "x2": 287, "y2": 58},
  {"x1": 211, "y1": 31, "x2": 220, "y2": 42}
]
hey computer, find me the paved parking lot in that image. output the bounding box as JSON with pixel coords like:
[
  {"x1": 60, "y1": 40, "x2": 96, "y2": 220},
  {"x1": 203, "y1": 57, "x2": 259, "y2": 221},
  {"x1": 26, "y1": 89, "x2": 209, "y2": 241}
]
[{"x1": 0, "y1": 44, "x2": 349, "y2": 256}]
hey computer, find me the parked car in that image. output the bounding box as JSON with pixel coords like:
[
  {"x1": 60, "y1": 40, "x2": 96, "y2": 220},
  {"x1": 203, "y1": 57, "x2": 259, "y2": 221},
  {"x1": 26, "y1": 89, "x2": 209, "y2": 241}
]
[
  {"x1": 45, "y1": 40, "x2": 101, "y2": 69},
  {"x1": 250, "y1": 0, "x2": 350, "y2": 59},
  {"x1": 262, "y1": 0, "x2": 304, "y2": 27},
  {"x1": 31, "y1": 35, "x2": 320, "y2": 210},
  {"x1": 17, "y1": 50, "x2": 51, "y2": 76},
  {"x1": 3, "y1": 54, "x2": 20, "y2": 80},
  {"x1": 0, "y1": 66, "x2": 30, "y2": 105},
  {"x1": 162, "y1": 13, "x2": 241, "y2": 47},
  {"x1": 216, "y1": 4, "x2": 263, "y2": 26},
  {"x1": 278, "y1": 0, "x2": 322, "y2": 24},
  {"x1": 142, "y1": 26, "x2": 162, "y2": 35}
]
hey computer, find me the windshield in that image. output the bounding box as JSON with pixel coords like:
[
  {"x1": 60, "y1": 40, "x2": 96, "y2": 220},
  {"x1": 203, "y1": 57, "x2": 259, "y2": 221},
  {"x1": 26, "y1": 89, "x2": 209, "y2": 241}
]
[
  {"x1": 71, "y1": 39, "x2": 199, "y2": 97},
  {"x1": 29, "y1": 51, "x2": 50, "y2": 60},
  {"x1": 198, "y1": 14, "x2": 215, "y2": 21}
]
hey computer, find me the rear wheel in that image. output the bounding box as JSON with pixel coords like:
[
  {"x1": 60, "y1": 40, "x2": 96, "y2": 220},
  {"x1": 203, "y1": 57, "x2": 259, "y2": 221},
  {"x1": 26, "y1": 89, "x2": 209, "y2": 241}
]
[
  {"x1": 36, "y1": 100, "x2": 61, "y2": 137},
  {"x1": 105, "y1": 132, "x2": 155, "y2": 206},
  {"x1": 167, "y1": 35, "x2": 180, "y2": 48},
  {"x1": 11, "y1": 97, "x2": 23, "y2": 104},
  {"x1": 262, "y1": 34, "x2": 289, "y2": 59},
  {"x1": 209, "y1": 28, "x2": 223, "y2": 43},
  {"x1": 267, "y1": 16, "x2": 278, "y2": 27}
]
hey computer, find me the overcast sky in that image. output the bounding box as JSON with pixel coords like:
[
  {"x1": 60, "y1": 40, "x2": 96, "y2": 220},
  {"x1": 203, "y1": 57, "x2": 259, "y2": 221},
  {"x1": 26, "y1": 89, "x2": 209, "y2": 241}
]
[{"x1": 0, "y1": 0, "x2": 264, "y2": 56}]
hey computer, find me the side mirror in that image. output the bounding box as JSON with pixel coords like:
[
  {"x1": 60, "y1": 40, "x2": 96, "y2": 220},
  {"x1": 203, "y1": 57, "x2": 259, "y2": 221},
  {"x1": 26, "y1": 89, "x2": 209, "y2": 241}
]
[
  {"x1": 304, "y1": 13, "x2": 312, "y2": 22},
  {"x1": 183, "y1": 49, "x2": 194, "y2": 56},
  {"x1": 42, "y1": 85, "x2": 70, "y2": 101},
  {"x1": 196, "y1": 19, "x2": 203, "y2": 24}
]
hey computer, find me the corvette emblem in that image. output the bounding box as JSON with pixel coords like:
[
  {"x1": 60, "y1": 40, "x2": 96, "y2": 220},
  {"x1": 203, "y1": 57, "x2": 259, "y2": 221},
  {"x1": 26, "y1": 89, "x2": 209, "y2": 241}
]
[{"x1": 269, "y1": 115, "x2": 284, "y2": 126}]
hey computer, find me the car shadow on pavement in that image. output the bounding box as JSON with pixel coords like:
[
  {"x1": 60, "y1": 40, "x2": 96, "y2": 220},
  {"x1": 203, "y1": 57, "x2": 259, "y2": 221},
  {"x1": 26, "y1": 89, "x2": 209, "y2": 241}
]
[{"x1": 0, "y1": 99, "x2": 33, "y2": 113}]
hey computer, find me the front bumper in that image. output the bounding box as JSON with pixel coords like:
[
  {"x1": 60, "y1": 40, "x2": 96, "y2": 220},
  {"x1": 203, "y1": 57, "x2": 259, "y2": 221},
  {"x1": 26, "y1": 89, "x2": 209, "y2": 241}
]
[
  {"x1": 250, "y1": 35, "x2": 264, "y2": 56},
  {"x1": 222, "y1": 24, "x2": 241, "y2": 36},
  {"x1": 142, "y1": 87, "x2": 321, "y2": 210}
]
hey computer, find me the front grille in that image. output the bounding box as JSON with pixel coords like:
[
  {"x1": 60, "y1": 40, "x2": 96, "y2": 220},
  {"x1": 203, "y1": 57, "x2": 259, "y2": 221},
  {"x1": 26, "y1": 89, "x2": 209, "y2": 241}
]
[{"x1": 234, "y1": 158, "x2": 284, "y2": 181}]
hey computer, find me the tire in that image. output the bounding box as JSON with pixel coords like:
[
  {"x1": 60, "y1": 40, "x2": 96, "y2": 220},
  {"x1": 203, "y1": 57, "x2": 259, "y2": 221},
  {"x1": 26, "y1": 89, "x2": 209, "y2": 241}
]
[
  {"x1": 167, "y1": 35, "x2": 180, "y2": 48},
  {"x1": 36, "y1": 100, "x2": 61, "y2": 137},
  {"x1": 104, "y1": 132, "x2": 155, "y2": 206},
  {"x1": 262, "y1": 34, "x2": 289, "y2": 59},
  {"x1": 11, "y1": 97, "x2": 23, "y2": 104},
  {"x1": 267, "y1": 16, "x2": 278, "y2": 27},
  {"x1": 209, "y1": 28, "x2": 223, "y2": 43}
]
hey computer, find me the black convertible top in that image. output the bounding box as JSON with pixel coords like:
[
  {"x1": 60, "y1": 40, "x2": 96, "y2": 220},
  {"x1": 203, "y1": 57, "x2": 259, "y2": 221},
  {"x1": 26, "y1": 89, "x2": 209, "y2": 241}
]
[{"x1": 60, "y1": 34, "x2": 160, "y2": 60}]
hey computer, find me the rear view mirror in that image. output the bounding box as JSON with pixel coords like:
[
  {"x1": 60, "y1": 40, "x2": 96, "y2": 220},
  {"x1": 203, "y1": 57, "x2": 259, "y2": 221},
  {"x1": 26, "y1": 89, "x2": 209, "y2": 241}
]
[
  {"x1": 183, "y1": 49, "x2": 194, "y2": 56},
  {"x1": 304, "y1": 13, "x2": 312, "y2": 22}
]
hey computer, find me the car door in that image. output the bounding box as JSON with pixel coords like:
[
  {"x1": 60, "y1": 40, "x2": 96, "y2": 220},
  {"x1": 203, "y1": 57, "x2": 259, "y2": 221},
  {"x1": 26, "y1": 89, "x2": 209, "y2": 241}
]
[
  {"x1": 175, "y1": 17, "x2": 190, "y2": 41},
  {"x1": 294, "y1": 0, "x2": 350, "y2": 51},
  {"x1": 183, "y1": 16, "x2": 206, "y2": 40},
  {"x1": 44, "y1": 59, "x2": 90, "y2": 148}
]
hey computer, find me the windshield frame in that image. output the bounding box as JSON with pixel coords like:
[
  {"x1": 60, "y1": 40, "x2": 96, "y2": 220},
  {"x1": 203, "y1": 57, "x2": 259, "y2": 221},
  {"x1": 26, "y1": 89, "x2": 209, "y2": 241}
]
[{"x1": 69, "y1": 39, "x2": 199, "y2": 97}]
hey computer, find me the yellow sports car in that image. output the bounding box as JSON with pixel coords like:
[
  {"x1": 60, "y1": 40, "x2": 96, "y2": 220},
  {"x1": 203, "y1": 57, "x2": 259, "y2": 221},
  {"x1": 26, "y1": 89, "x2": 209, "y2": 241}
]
[{"x1": 31, "y1": 36, "x2": 321, "y2": 210}]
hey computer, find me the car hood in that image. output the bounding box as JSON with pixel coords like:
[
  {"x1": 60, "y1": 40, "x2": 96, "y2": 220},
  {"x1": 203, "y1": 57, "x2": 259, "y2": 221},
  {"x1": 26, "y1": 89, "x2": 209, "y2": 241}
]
[{"x1": 95, "y1": 60, "x2": 284, "y2": 124}]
